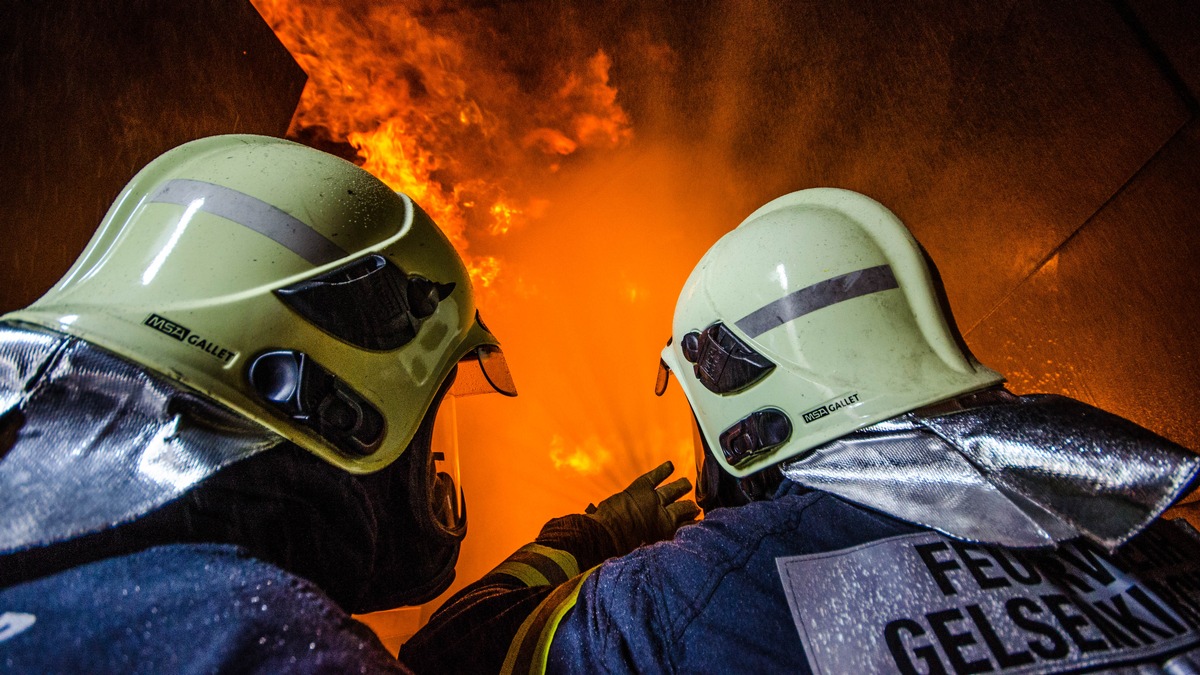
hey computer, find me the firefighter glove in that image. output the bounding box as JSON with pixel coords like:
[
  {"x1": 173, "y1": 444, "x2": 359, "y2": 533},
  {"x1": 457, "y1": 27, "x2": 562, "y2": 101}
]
[{"x1": 585, "y1": 460, "x2": 701, "y2": 555}]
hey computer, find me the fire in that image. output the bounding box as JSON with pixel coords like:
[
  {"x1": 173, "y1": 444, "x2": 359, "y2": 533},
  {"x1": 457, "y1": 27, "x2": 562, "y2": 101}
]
[
  {"x1": 488, "y1": 202, "x2": 519, "y2": 236},
  {"x1": 250, "y1": 0, "x2": 632, "y2": 290},
  {"x1": 549, "y1": 434, "x2": 613, "y2": 475},
  {"x1": 251, "y1": 0, "x2": 700, "y2": 626},
  {"x1": 466, "y1": 255, "x2": 500, "y2": 289}
]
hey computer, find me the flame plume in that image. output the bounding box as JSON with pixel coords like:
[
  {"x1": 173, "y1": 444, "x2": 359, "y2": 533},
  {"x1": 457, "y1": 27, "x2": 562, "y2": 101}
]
[
  {"x1": 251, "y1": 0, "x2": 631, "y2": 291},
  {"x1": 251, "y1": 1, "x2": 709, "y2": 633}
]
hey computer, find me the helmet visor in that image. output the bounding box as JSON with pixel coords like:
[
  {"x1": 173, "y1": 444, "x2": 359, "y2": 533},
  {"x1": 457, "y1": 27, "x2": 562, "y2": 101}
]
[
  {"x1": 429, "y1": 393, "x2": 465, "y2": 532},
  {"x1": 427, "y1": 344, "x2": 516, "y2": 532},
  {"x1": 450, "y1": 344, "x2": 518, "y2": 397},
  {"x1": 655, "y1": 357, "x2": 672, "y2": 396},
  {"x1": 655, "y1": 336, "x2": 674, "y2": 396}
]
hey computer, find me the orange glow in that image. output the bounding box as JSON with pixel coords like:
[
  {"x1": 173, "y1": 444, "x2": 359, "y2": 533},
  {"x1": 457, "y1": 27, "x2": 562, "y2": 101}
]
[
  {"x1": 250, "y1": 0, "x2": 711, "y2": 627},
  {"x1": 549, "y1": 434, "x2": 613, "y2": 475},
  {"x1": 487, "y1": 202, "x2": 519, "y2": 236},
  {"x1": 467, "y1": 255, "x2": 501, "y2": 289}
]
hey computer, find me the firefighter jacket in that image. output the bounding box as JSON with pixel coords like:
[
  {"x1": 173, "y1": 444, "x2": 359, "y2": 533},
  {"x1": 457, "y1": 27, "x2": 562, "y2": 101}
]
[
  {"x1": 0, "y1": 543, "x2": 411, "y2": 674},
  {"x1": 404, "y1": 484, "x2": 1200, "y2": 674}
]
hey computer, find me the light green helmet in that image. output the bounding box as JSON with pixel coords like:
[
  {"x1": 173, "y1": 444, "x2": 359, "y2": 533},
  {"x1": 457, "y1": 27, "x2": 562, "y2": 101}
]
[
  {"x1": 4, "y1": 134, "x2": 514, "y2": 474},
  {"x1": 657, "y1": 188, "x2": 1003, "y2": 478}
]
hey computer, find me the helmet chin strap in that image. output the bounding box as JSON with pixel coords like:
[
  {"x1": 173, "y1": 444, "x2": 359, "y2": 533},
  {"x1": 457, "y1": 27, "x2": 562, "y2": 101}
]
[{"x1": 696, "y1": 444, "x2": 749, "y2": 512}]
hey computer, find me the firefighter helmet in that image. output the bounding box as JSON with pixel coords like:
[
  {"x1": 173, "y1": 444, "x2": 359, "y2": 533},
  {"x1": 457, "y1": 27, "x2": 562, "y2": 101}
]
[
  {"x1": 5, "y1": 134, "x2": 515, "y2": 475},
  {"x1": 657, "y1": 188, "x2": 1002, "y2": 477}
]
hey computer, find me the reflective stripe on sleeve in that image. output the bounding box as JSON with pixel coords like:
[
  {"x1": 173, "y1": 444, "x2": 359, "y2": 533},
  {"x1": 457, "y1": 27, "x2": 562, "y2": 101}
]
[
  {"x1": 489, "y1": 543, "x2": 581, "y2": 587},
  {"x1": 490, "y1": 562, "x2": 550, "y2": 588},
  {"x1": 501, "y1": 566, "x2": 597, "y2": 675}
]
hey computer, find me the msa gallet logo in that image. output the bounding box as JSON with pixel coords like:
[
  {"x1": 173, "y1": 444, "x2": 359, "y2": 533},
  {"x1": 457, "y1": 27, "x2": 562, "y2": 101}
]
[
  {"x1": 802, "y1": 393, "x2": 861, "y2": 424},
  {"x1": 144, "y1": 313, "x2": 189, "y2": 341},
  {"x1": 143, "y1": 314, "x2": 237, "y2": 364},
  {"x1": 802, "y1": 406, "x2": 830, "y2": 424}
]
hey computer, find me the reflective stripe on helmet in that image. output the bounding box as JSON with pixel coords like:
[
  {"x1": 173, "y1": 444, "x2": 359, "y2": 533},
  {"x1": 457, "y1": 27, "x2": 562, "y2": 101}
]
[
  {"x1": 734, "y1": 264, "x2": 899, "y2": 338},
  {"x1": 149, "y1": 178, "x2": 347, "y2": 265}
]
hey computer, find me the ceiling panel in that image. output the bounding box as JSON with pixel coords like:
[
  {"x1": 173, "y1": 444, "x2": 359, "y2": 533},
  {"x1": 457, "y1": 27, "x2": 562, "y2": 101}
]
[{"x1": 967, "y1": 120, "x2": 1200, "y2": 450}]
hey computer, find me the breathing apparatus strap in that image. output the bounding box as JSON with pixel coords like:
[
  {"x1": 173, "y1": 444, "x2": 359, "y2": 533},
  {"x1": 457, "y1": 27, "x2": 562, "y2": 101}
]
[{"x1": 500, "y1": 566, "x2": 598, "y2": 675}]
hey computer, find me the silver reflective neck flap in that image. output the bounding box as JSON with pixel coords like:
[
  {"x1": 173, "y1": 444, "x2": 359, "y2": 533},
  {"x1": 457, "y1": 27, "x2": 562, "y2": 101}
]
[
  {"x1": 781, "y1": 389, "x2": 1200, "y2": 549},
  {"x1": 0, "y1": 323, "x2": 281, "y2": 554}
]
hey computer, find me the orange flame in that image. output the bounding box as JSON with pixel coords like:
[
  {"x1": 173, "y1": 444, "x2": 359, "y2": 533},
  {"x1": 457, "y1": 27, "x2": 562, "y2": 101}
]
[
  {"x1": 250, "y1": 0, "x2": 632, "y2": 291},
  {"x1": 548, "y1": 434, "x2": 613, "y2": 475},
  {"x1": 252, "y1": 0, "x2": 703, "y2": 631}
]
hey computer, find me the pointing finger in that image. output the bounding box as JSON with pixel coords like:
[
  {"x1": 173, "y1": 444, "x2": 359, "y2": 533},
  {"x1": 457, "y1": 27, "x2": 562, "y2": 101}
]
[{"x1": 636, "y1": 461, "x2": 675, "y2": 490}]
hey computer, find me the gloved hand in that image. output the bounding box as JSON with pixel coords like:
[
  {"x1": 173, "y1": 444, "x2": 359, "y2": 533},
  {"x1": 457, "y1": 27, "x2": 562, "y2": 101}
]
[{"x1": 585, "y1": 461, "x2": 701, "y2": 556}]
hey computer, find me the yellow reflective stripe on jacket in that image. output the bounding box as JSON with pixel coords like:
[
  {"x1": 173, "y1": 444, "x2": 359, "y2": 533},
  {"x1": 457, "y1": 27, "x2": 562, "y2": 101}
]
[
  {"x1": 490, "y1": 543, "x2": 580, "y2": 587},
  {"x1": 491, "y1": 561, "x2": 550, "y2": 587},
  {"x1": 523, "y1": 543, "x2": 580, "y2": 579},
  {"x1": 500, "y1": 566, "x2": 598, "y2": 675}
]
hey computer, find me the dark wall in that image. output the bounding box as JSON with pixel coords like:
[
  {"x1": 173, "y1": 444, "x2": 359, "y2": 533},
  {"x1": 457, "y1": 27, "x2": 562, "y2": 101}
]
[{"x1": 0, "y1": 0, "x2": 305, "y2": 313}]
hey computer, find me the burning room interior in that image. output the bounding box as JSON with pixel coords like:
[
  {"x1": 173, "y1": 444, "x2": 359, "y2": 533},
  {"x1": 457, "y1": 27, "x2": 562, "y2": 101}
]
[{"x1": 3, "y1": 0, "x2": 1199, "y2": 652}]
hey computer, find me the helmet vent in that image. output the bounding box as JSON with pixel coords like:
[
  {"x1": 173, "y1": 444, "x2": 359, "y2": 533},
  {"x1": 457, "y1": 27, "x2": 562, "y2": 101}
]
[
  {"x1": 248, "y1": 350, "x2": 385, "y2": 456},
  {"x1": 682, "y1": 323, "x2": 775, "y2": 395},
  {"x1": 719, "y1": 408, "x2": 792, "y2": 465},
  {"x1": 276, "y1": 254, "x2": 455, "y2": 351}
]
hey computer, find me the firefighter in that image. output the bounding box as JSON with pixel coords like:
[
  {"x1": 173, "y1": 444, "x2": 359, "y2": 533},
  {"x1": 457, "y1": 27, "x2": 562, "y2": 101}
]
[
  {"x1": 0, "y1": 135, "x2": 516, "y2": 673},
  {"x1": 402, "y1": 188, "x2": 1200, "y2": 674}
]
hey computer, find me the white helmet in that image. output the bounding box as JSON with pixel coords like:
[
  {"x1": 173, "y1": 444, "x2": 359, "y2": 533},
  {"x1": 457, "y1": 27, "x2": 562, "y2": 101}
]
[{"x1": 657, "y1": 188, "x2": 1003, "y2": 478}]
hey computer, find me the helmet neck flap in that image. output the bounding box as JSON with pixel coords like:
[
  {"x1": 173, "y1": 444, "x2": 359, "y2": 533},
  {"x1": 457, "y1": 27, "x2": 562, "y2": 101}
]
[
  {"x1": 778, "y1": 388, "x2": 1199, "y2": 549},
  {"x1": 0, "y1": 321, "x2": 468, "y2": 612}
]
